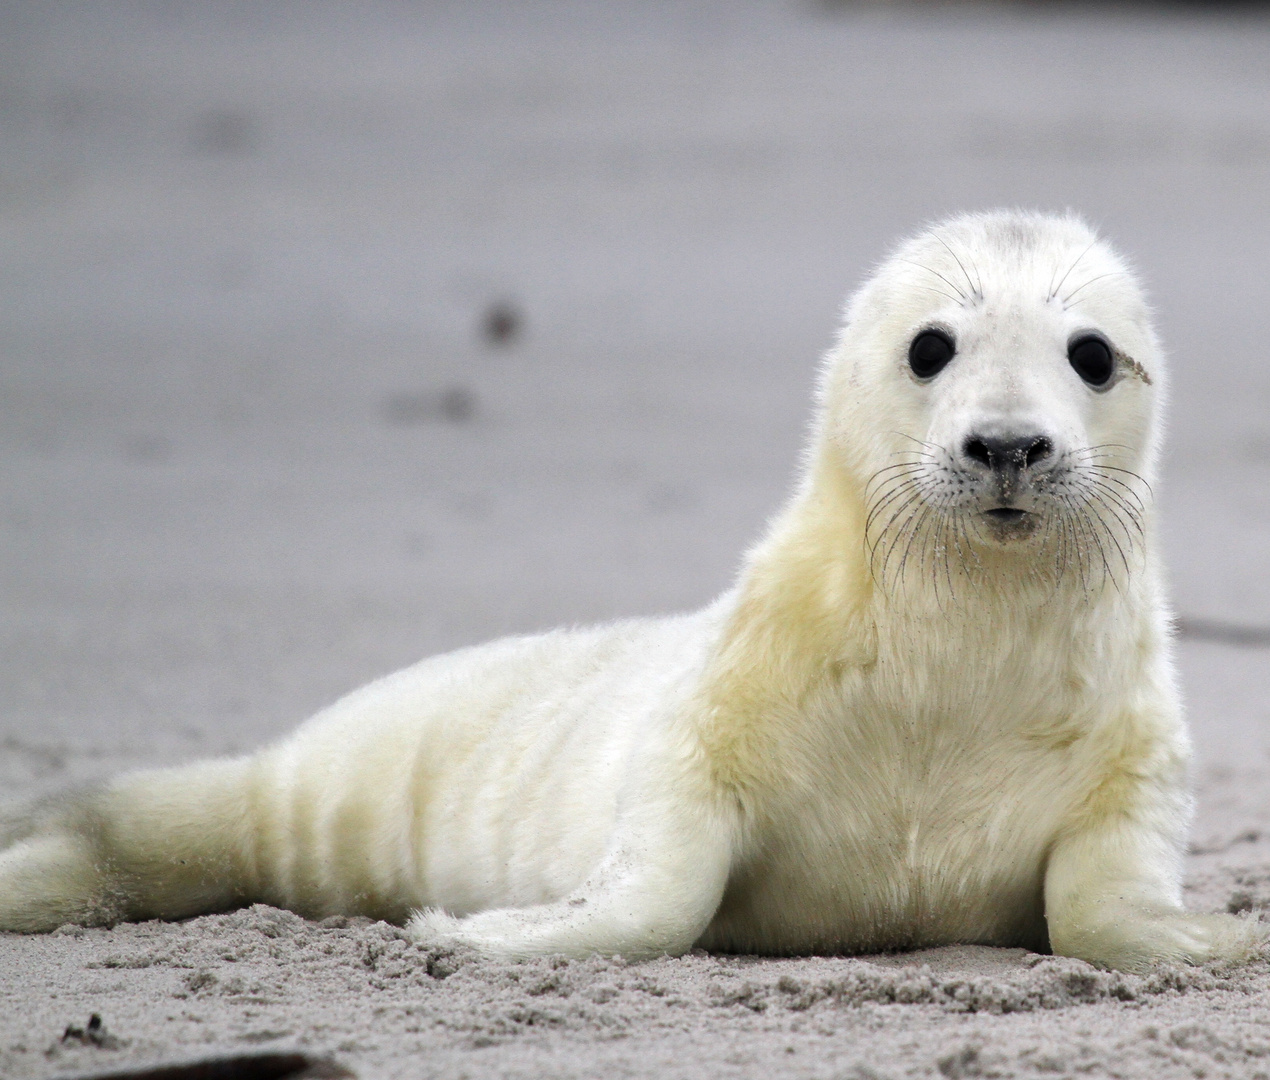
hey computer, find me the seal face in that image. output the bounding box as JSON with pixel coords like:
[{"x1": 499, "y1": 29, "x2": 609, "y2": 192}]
[
  {"x1": 0, "y1": 211, "x2": 1264, "y2": 974},
  {"x1": 834, "y1": 215, "x2": 1156, "y2": 602}
]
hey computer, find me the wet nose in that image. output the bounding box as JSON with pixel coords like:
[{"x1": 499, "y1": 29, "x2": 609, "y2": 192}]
[{"x1": 962, "y1": 433, "x2": 1053, "y2": 473}]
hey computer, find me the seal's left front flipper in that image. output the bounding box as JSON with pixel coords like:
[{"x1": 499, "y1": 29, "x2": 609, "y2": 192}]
[{"x1": 407, "y1": 778, "x2": 736, "y2": 960}]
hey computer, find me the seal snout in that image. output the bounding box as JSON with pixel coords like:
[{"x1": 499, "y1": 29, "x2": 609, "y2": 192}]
[{"x1": 959, "y1": 431, "x2": 1055, "y2": 531}]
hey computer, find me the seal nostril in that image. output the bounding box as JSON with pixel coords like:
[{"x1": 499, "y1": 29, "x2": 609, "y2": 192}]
[
  {"x1": 964, "y1": 433, "x2": 1053, "y2": 472},
  {"x1": 1026, "y1": 438, "x2": 1052, "y2": 468},
  {"x1": 964, "y1": 438, "x2": 992, "y2": 468}
]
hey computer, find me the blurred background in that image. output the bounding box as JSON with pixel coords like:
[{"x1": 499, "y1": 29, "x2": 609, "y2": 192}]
[{"x1": 2, "y1": 1, "x2": 1269, "y2": 835}]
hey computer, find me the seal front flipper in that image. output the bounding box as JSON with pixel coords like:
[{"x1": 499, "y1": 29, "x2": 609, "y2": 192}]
[
  {"x1": 1046, "y1": 818, "x2": 1268, "y2": 972},
  {"x1": 406, "y1": 768, "x2": 737, "y2": 960},
  {"x1": 1044, "y1": 697, "x2": 1269, "y2": 972}
]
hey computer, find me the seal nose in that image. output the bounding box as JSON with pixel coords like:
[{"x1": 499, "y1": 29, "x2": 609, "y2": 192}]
[{"x1": 962, "y1": 433, "x2": 1053, "y2": 473}]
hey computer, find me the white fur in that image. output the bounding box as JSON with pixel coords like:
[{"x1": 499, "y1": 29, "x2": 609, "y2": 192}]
[{"x1": 2, "y1": 211, "x2": 1263, "y2": 973}]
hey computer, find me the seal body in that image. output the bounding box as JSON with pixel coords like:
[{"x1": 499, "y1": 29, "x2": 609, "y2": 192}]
[{"x1": 2, "y1": 211, "x2": 1263, "y2": 972}]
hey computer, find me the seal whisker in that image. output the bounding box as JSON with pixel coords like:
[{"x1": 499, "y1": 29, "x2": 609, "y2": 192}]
[
  {"x1": 1088, "y1": 518, "x2": 1122, "y2": 595},
  {"x1": 1082, "y1": 480, "x2": 1143, "y2": 538},
  {"x1": 1085, "y1": 463, "x2": 1153, "y2": 497},
  {"x1": 1087, "y1": 496, "x2": 1134, "y2": 583},
  {"x1": 889, "y1": 500, "x2": 939, "y2": 594},
  {"x1": 1085, "y1": 489, "x2": 1141, "y2": 561},
  {"x1": 1060, "y1": 502, "x2": 1082, "y2": 588},
  {"x1": 1084, "y1": 480, "x2": 1145, "y2": 537},
  {"x1": 1068, "y1": 495, "x2": 1124, "y2": 593},
  {"x1": 933, "y1": 231, "x2": 983, "y2": 303},
  {"x1": 865, "y1": 478, "x2": 923, "y2": 538},
  {"x1": 1088, "y1": 473, "x2": 1148, "y2": 514},
  {"x1": 935, "y1": 499, "x2": 965, "y2": 607},
  {"x1": 967, "y1": 249, "x2": 984, "y2": 300},
  {"x1": 1062, "y1": 271, "x2": 1127, "y2": 308},
  {"x1": 923, "y1": 495, "x2": 954, "y2": 611},
  {"x1": 864, "y1": 461, "x2": 925, "y2": 495},
  {"x1": 947, "y1": 507, "x2": 974, "y2": 585},
  {"x1": 1081, "y1": 443, "x2": 1137, "y2": 456},
  {"x1": 917, "y1": 501, "x2": 942, "y2": 608},
  {"x1": 864, "y1": 467, "x2": 923, "y2": 502},
  {"x1": 1092, "y1": 503, "x2": 1130, "y2": 588},
  {"x1": 864, "y1": 483, "x2": 922, "y2": 532},
  {"x1": 870, "y1": 484, "x2": 922, "y2": 541},
  {"x1": 1049, "y1": 237, "x2": 1100, "y2": 302},
  {"x1": 877, "y1": 492, "x2": 927, "y2": 584},
  {"x1": 895, "y1": 504, "x2": 936, "y2": 595},
  {"x1": 1084, "y1": 469, "x2": 1150, "y2": 514},
  {"x1": 1058, "y1": 500, "x2": 1090, "y2": 594},
  {"x1": 1036, "y1": 506, "x2": 1062, "y2": 594},
  {"x1": 1048, "y1": 503, "x2": 1067, "y2": 586},
  {"x1": 1083, "y1": 478, "x2": 1150, "y2": 527},
  {"x1": 867, "y1": 461, "x2": 926, "y2": 481},
  {"x1": 868, "y1": 490, "x2": 923, "y2": 586},
  {"x1": 1050, "y1": 497, "x2": 1078, "y2": 588},
  {"x1": 902, "y1": 260, "x2": 968, "y2": 304},
  {"x1": 893, "y1": 432, "x2": 949, "y2": 456},
  {"x1": 911, "y1": 284, "x2": 965, "y2": 306},
  {"x1": 1072, "y1": 461, "x2": 1146, "y2": 510}
]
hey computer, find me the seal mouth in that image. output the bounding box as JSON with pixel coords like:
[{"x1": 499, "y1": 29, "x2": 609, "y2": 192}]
[{"x1": 984, "y1": 507, "x2": 1030, "y2": 525}]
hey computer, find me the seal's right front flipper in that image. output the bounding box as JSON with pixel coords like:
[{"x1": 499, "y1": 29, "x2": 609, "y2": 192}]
[{"x1": 1043, "y1": 737, "x2": 1268, "y2": 972}]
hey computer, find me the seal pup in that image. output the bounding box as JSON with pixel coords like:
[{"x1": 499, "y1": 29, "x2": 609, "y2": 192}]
[{"x1": 1, "y1": 211, "x2": 1264, "y2": 973}]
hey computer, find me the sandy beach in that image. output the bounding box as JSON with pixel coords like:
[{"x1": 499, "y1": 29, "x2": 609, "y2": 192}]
[{"x1": 3, "y1": 3, "x2": 1270, "y2": 1076}]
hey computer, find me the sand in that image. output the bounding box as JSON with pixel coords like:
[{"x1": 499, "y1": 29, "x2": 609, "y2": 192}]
[
  {"x1": 10, "y1": 901, "x2": 1270, "y2": 1080},
  {"x1": 3, "y1": 2, "x2": 1270, "y2": 1077}
]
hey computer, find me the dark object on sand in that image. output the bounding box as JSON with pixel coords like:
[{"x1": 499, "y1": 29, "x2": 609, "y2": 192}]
[
  {"x1": 380, "y1": 386, "x2": 477, "y2": 426},
  {"x1": 60, "y1": 1050, "x2": 353, "y2": 1080},
  {"x1": 62, "y1": 1014, "x2": 118, "y2": 1049},
  {"x1": 482, "y1": 300, "x2": 522, "y2": 345}
]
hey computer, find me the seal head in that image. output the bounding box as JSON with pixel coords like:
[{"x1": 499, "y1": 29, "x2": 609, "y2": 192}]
[{"x1": 822, "y1": 212, "x2": 1160, "y2": 595}]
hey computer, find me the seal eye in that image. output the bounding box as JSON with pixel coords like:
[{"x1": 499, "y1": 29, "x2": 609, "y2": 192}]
[
  {"x1": 1068, "y1": 334, "x2": 1114, "y2": 387},
  {"x1": 908, "y1": 329, "x2": 956, "y2": 379}
]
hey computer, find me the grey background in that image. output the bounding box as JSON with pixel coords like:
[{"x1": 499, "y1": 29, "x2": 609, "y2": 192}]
[{"x1": 2, "y1": 1, "x2": 1268, "y2": 841}]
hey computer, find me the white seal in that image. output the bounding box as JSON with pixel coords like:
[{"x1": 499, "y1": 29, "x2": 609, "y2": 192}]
[{"x1": 2, "y1": 211, "x2": 1263, "y2": 973}]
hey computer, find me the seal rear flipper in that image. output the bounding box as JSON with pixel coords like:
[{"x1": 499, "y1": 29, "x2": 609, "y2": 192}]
[{"x1": 0, "y1": 757, "x2": 259, "y2": 931}]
